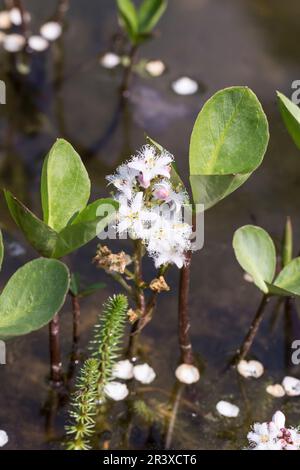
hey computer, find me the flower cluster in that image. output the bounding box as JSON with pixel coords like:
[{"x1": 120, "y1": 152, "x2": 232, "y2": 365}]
[
  {"x1": 107, "y1": 144, "x2": 192, "y2": 268},
  {"x1": 247, "y1": 411, "x2": 300, "y2": 450}
]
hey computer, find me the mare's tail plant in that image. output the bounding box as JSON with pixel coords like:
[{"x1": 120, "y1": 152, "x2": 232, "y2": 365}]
[{"x1": 65, "y1": 294, "x2": 128, "y2": 450}]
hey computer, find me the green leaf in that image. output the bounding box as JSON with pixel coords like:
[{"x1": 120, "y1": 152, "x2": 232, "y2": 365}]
[
  {"x1": 190, "y1": 173, "x2": 251, "y2": 210},
  {"x1": 51, "y1": 198, "x2": 118, "y2": 259},
  {"x1": 138, "y1": 0, "x2": 167, "y2": 33},
  {"x1": 0, "y1": 258, "x2": 70, "y2": 339},
  {"x1": 79, "y1": 282, "x2": 106, "y2": 298},
  {"x1": 277, "y1": 91, "x2": 300, "y2": 150},
  {"x1": 41, "y1": 139, "x2": 90, "y2": 232},
  {"x1": 117, "y1": 0, "x2": 139, "y2": 44},
  {"x1": 189, "y1": 87, "x2": 269, "y2": 209},
  {"x1": 273, "y1": 257, "x2": 300, "y2": 296},
  {"x1": 0, "y1": 230, "x2": 4, "y2": 272},
  {"x1": 4, "y1": 190, "x2": 59, "y2": 258},
  {"x1": 233, "y1": 225, "x2": 276, "y2": 293}
]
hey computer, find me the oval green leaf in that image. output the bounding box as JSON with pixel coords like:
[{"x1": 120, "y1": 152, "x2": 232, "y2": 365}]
[
  {"x1": 190, "y1": 87, "x2": 269, "y2": 176},
  {"x1": 273, "y1": 257, "x2": 300, "y2": 296},
  {"x1": 41, "y1": 139, "x2": 91, "y2": 232},
  {"x1": 277, "y1": 91, "x2": 300, "y2": 150},
  {"x1": 233, "y1": 225, "x2": 276, "y2": 293},
  {"x1": 138, "y1": 0, "x2": 167, "y2": 33},
  {"x1": 0, "y1": 258, "x2": 70, "y2": 339}
]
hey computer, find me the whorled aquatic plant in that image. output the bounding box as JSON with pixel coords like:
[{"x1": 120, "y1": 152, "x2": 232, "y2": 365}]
[{"x1": 65, "y1": 294, "x2": 128, "y2": 450}]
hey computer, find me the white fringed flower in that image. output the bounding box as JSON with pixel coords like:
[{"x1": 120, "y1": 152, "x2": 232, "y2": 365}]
[
  {"x1": 247, "y1": 411, "x2": 300, "y2": 450},
  {"x1": 100, "y1": 52, "x2": 121, "y2": 69},
  {"x1": 172, "y1": 77, "x2": 198, "y2": 96},
  {"x1": 128, "y1": 145, "x2": 173, "y2": 189},
  {"x1": 104, "y1": 381, "x2": 129, "y2": 401},
  {"x1": 117, "y1": 192, "x2": 157, "y2": 239},
  {"x1": 133, "y1": 363, "x2": 156, "y2": 384},
  {"x1": 112, "y1": 360, "x2": 134, "y2": 380},
  {"x1": 0, "y1": 430, "x2": 8, "y2": 447},
  {"x1": 3, "y1": 33, "x2": 25, "y2": 52},
  {"x1": 282, "y1": 376, "x2": 300, "y2": 396},
  {"x1": 40, "y1": 22, "x2": 62, "y2": 41},
  {"x1": 175, "y1": 364, "x2": 200, "y2": 384},
  {"x1": 107, "y1": 164, "x2": 138, "y2": 200},
  {"x1": 237, "y1": 359, "x2": 264, "y2": 379},
  {"x1": 216, "y1": 401, "x2": 240, "y2": 418}
]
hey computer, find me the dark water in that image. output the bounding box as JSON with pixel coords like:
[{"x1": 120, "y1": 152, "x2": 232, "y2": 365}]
[{"x1": 0, "y1": 0, "x2": 300, "y2": 450}]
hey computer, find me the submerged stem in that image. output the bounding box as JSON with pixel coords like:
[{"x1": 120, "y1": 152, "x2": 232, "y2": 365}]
[
  {"x1": 49, "y1": 314, "x2": 63, "y2": 386},
  {"x1": 178, "y1": 250, "x2": 194, "y2": 364},
  {"x1": 71, "y1": 294, "x2": 81, "y2": 345},
  {"x1": 236, "y1": 294, "x2": 269, "y2": 362}
]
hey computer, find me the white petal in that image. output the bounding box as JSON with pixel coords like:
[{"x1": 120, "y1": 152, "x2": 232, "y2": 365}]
[
  {"x1": 272, "y1": 411, "x2": 286, "y2": 429},
  {"x1": 133, "y1": 363, "x2": 156, "y2": 384},
  {"x1": 112, "y1": 360, "x2": 134, "y2": 380},
  {"x1": 175, "y1": 364, "x2": 200, "y2": 384},
  {"x1": 237, "y1": 360, "x2": 264, "y2": 379},
  {"x1": 216, "y1": 400, "x2": 240, "y2": 418},
  {"x1": 3, "y1": 33, "x2": 25, "y2": 52},
  {"x1": 131, "y1": 192, "x2": 143, "y2": 212},
  {"x1": 282, "y1": 376, "x2": 300, "y2": 396},
  {"x1": 100, "y1": 52, "x2": 121, "y2": 69},
  {"x1": 40, "y1": 22, "x2": 62, "y2": 41},
  {"x1": 104, "y1": 381, "x2": 129, "y2": 401},
  {"x1": 0, "y1": 430, "x2": 8, "y2": 447},
  {"x1": 172, "y1": 77, "x2": 198, "y2": 96},
  {"x1": 28, "y1": 35, "x2": 49, "y2": 52},
  {"x1": 266, "y1": 384, "x2": 285, "y2": 398}
]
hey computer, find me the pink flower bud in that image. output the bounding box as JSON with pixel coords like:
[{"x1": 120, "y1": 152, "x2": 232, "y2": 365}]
[
  {"x1": 138, "y1": 173, "x2": 151, "y2": 188},
  {"x1": 154, "y1": 187, "x2": 169, "y2": 200}
]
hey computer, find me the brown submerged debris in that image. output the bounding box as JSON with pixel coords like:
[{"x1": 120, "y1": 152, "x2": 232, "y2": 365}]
[
  {"x1": 93, "y1": 245, "x2": 131, "y2": 274},
  {"x1": 149, "y1": 276, "x2": 170, "y2": 293},
  {"x1": 127, "y1": 308, "x2": 141, "y2": 324}
]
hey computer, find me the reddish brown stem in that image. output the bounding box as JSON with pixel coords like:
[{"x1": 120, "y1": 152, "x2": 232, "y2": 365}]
[
  {"x1": 71, "y1": 294, "x2": 81, "y2": 345},
  {"x1": 236, "y1": 294, "x2": 269, "y2": 362},
  {"x1": 49, "y1": 314, "x2": 63, "y2": 385},
  {"x1": 178, "y1": 250, "x2": 194, "y2": 364}
]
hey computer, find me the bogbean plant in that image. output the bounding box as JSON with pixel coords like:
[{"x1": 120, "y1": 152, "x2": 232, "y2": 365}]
[
  {"x1": 94, "y1": 86, "x2": 269, "y2": 383},
  {"x1": 233, "y1": 222, "x2": 300, "y2": 361},
  {"x1": 115, "y1": 0, "x2": 168, "y2": 92},
  {"x1": 3, "y1": 139, "x2": 117, "y2": 384}
]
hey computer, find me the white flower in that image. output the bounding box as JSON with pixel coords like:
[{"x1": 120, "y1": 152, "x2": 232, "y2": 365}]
[
  {"x1": 282, "y1": 376, "x2": 300, "y2": 396},
  {"x1": 128, "y1": 145, "x2": 173, "y2": 188},
  {"x1": 172, "y1": 77, "x2": 199, "y2": 96},
  {"x1": 0, "y1": 430, "x2": 8, "y2": 447},
  {"x1": 117, "y1": 192, "x2": 157, "y2": 238},
  {"x1": 112, "y1": 360, "x2": 134, "y2": 380},
  {"x1": 153, "y1": 180, "x2": 187, "y2": 212},
  {"x1": 175, "y1": 364, "x2": 200, "y2": 384},
  {"x1": 100, "y1": 52, "x2": 121, "y2": 69},
  {"x1": 247, "y1": 422, "x2": 282, "y2": 450},
  {"x1": 266, "y1": 384, "x2": 285, "y2": 398},
  {"x1": 216, "y1": 401, "x2": 240, "y2": 418},
  {"x1": 40, "y1": 22, "x2": 62, "y2": 41},
  {"x1": 133, "y1": 363, "x2": 156, "y2": 384},
  {"x1": 107, "y1": 164, "x2": 138, "y2": 200},
  {"x1": 3, "y1": 33, "x2": 25, "y2": 52},
  {"x1": 104, "y1": 381, "x2": 129, "y2": 401},
  {"x1": 237, "y1": 360, "x2": 264, "y2": 379},
  {"x1": 28, "y1": 35, "x2": 49, "y2": 52}
]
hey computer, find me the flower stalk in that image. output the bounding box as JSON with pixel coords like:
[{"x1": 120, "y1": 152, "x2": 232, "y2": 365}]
[{"x1": 49, "y1": 313, "x2": 63, "y2": 385}]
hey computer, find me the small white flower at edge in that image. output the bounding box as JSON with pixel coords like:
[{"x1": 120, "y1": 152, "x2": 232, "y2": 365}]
[
  {"x1": 112, "y1": 359, "x2": 134, "y2": 380},
  {"x1": 133, "y1": 363, "x2": 156, "y2": 384},
  {"x1": 216, "y1": 401, "x2": 240, "y2": 418},
  {"x1": 175, "y1": 364, "x2": 200, "y2": 384},
  {"x1": 0, "y1": 430, "x2": 8, "y2": 447},
  {"x1": 104, "y1": 381, "x2": 129, "y2": 401}
]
